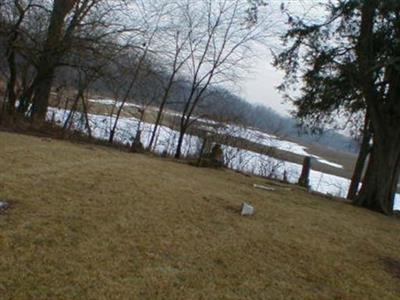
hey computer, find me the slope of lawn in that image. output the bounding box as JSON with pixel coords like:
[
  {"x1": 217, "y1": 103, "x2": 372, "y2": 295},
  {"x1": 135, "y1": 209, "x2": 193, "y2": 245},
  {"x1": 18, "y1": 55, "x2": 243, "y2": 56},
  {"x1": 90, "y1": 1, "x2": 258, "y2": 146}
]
[{"x1": 0, "y1": 131, "x2": 399, "y2": 300}]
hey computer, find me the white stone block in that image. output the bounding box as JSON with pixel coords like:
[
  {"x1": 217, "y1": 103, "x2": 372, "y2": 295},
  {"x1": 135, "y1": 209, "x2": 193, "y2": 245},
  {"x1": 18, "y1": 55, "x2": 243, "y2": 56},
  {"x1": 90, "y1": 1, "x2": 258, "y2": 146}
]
[{"x1": 241, "y1": 202, "x2": 254, "y2": 216}]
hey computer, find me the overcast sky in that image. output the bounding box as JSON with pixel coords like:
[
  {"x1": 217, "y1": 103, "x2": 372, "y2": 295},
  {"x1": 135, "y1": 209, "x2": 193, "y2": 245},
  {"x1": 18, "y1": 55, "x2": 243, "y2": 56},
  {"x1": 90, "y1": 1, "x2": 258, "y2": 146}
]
[
  {"x1": 239, "y1": 49, "x2": 291, "y2": 116},
  {"x1": 237, "y1": 0, "x2": 325, "y2": 116}
]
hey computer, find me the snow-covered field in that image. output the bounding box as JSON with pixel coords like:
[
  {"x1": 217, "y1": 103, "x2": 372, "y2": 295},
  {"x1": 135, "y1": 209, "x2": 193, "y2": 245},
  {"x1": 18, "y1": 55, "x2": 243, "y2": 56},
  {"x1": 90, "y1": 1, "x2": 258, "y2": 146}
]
[
  {"x1": 48, "y1": 107, "x2": 202, "y2": 157},
  {"x1": 88, "y1": 98, "x2": 343, "y2": 169},
  {"x1": 208, "y1": 123, "x2": 344, "y2": 169},
  {"x1": 47, "y1": 105, "x2": 399, "y2": 210}
]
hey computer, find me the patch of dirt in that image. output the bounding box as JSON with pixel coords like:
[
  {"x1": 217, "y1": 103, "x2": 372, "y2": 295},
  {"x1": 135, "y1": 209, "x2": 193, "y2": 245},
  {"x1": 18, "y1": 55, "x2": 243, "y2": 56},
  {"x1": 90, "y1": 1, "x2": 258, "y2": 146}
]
[
  {"x1": 224, "y1": 204, "x2": 241, "y2": 214},
  {"x1": 381, "y1": 257, "x2": 400, "y2": 279},
  {"x1": 0, "y1": 201, "x2": 10, "y2": 214}
]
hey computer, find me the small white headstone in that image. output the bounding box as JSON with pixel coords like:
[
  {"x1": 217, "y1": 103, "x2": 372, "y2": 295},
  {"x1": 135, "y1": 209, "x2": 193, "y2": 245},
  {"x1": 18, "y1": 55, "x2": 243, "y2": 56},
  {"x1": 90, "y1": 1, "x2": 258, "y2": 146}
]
[{"x1": 241, "y1": 202, "x2": 254, "y2": 216}]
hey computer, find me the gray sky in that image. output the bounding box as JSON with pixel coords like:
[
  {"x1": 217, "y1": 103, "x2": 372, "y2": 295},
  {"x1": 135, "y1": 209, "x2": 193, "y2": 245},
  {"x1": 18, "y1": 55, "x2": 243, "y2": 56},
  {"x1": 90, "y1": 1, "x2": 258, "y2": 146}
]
[
  {"x1": 239, "y1": 50, "x2": 292, "y2": 116},
  {"x1": 237, "y1": 0, "x2": 325, "y2": 116}
]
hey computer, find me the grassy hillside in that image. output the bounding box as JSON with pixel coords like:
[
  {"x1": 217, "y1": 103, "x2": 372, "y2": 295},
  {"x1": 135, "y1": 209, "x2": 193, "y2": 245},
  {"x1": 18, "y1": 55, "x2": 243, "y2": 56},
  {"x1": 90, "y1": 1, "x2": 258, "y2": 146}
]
[{"x1": 0, "y1": 131, "x2": 399, "y2": 299}]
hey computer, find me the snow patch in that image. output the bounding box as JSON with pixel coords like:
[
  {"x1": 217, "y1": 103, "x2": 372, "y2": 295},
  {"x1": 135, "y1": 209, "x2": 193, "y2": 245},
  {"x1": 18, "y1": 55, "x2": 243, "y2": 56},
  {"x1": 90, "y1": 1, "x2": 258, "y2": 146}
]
[
  {"x1": 88, "y1": 98, "x2": 141, "y2": 109},
  {"x1": 313, "y1": 157, "x2": 344, "y2": 169},
  {"x1": 210, "y1": 123, "x2": 343, "y2": 169},
  {"x1": 395, "y1": 195, "x2": 400, "y2": 211}
]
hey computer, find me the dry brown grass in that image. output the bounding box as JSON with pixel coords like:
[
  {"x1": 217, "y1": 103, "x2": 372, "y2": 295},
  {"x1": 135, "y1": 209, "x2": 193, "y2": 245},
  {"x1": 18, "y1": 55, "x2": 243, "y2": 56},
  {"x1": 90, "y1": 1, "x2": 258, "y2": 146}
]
[{"x1": 1, "y1": 131, "x2": 400, "y2": 299}]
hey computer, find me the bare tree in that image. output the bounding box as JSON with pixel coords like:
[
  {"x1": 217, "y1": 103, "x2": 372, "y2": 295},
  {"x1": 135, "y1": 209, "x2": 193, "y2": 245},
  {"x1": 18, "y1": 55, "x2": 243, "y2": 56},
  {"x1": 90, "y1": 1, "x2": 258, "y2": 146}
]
[
  {"x1": 107, "y1": 2, "x2": 167, "y2": 144},
  {"x1": 18, "y1": 0, "x2": 130, "y2": 123},
  {"x1": 2, "y1": 1, "x2": 29, "y2": 116},
  {"x1": 173, "y1": 0, "x2": 268, "y2": 158},
  {"x1": 0, "y1": 0, "x2": 44, "y2": 120},
  {"x1": 147, "y1": 28, "x2": 193, "y2": 150}
]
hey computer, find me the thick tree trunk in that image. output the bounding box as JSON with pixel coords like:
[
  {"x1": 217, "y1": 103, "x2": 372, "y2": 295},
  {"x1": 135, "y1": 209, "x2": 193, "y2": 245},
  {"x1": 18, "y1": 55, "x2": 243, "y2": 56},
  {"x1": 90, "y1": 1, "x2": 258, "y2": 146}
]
[
  {"x1": 353, "y1": 0, "x2": 400, "y2": 215},
  {"x1": 31, "y1": 0, "x2": 77, "y2": 123},
  {"x1": 6, "y1": 51, "x2": 17, "y2": 115},
  {"x1": 31, "y1": 69, "x2": 55, "y2": 122},
  {"x1": 298, "y1": 156, "x2": 311, "y2": 189},
  {"x1": 347, "y1": 116, "x2": 372, "y2": 200},
  {"x1": 354, "y1": 131, "x2": 400, "y2": 214}
]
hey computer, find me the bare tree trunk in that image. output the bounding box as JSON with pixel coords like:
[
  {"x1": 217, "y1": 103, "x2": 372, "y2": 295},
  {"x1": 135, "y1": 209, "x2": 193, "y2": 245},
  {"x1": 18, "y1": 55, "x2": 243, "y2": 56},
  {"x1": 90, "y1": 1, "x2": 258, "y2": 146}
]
[
  {"x1": 62, "y1": 92, "x2": 80, "y2": 132},
  {"x1": 175, "y1": 112, "x2": 196, "y2": 159},
  {"x1": 197, "y1": 136, "x2": 208, "y2": 166},
  {"x1": 347, "y1": 115, "x2": 371, "y2": 200},
  {"x1": 354, "y1": 132, "x2": 400, "y2": 214},
  {"x1": 6, "y1": 50, "x2": 17, "y2": 115},
  {"x1": 3, "y1": 1, "x2": 27, "y2": 117},
  {"x1": 136, "y1": 108, "x2": 145, "y2": 135},
  {"x1": 148, "y1": 94, "x2": 167, "y2": 150},
  {"x1": 80, "y1": 92, "x2": 92, "y2": 138},
  {"x1": 31, "y1": 71, "x2": 55, "y2": 122},
  {"x1": 148, "y1": 74, "x2": 177, "y2": 150},
  {"x1": 152, "y1": 114, "x2": 164, "y2": 152},
  {"x1": 298, "y1": 156, "x2": 311, "y2": 189},
  {"x1": 31, "y1": 0, "x2": 77, "y2": 123},
  {"x1": 174, "y1": 129, "x2": 186, "y2": 159},
  {"x1": 354, "y1": 0, "x2": 400, "y2": 214},
  {"x1": 109, "y1": 101, "x2": 124, "y2": 144},
  {"x1": 17, "y1": 83, "x2": 34, "y2": 115}
]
